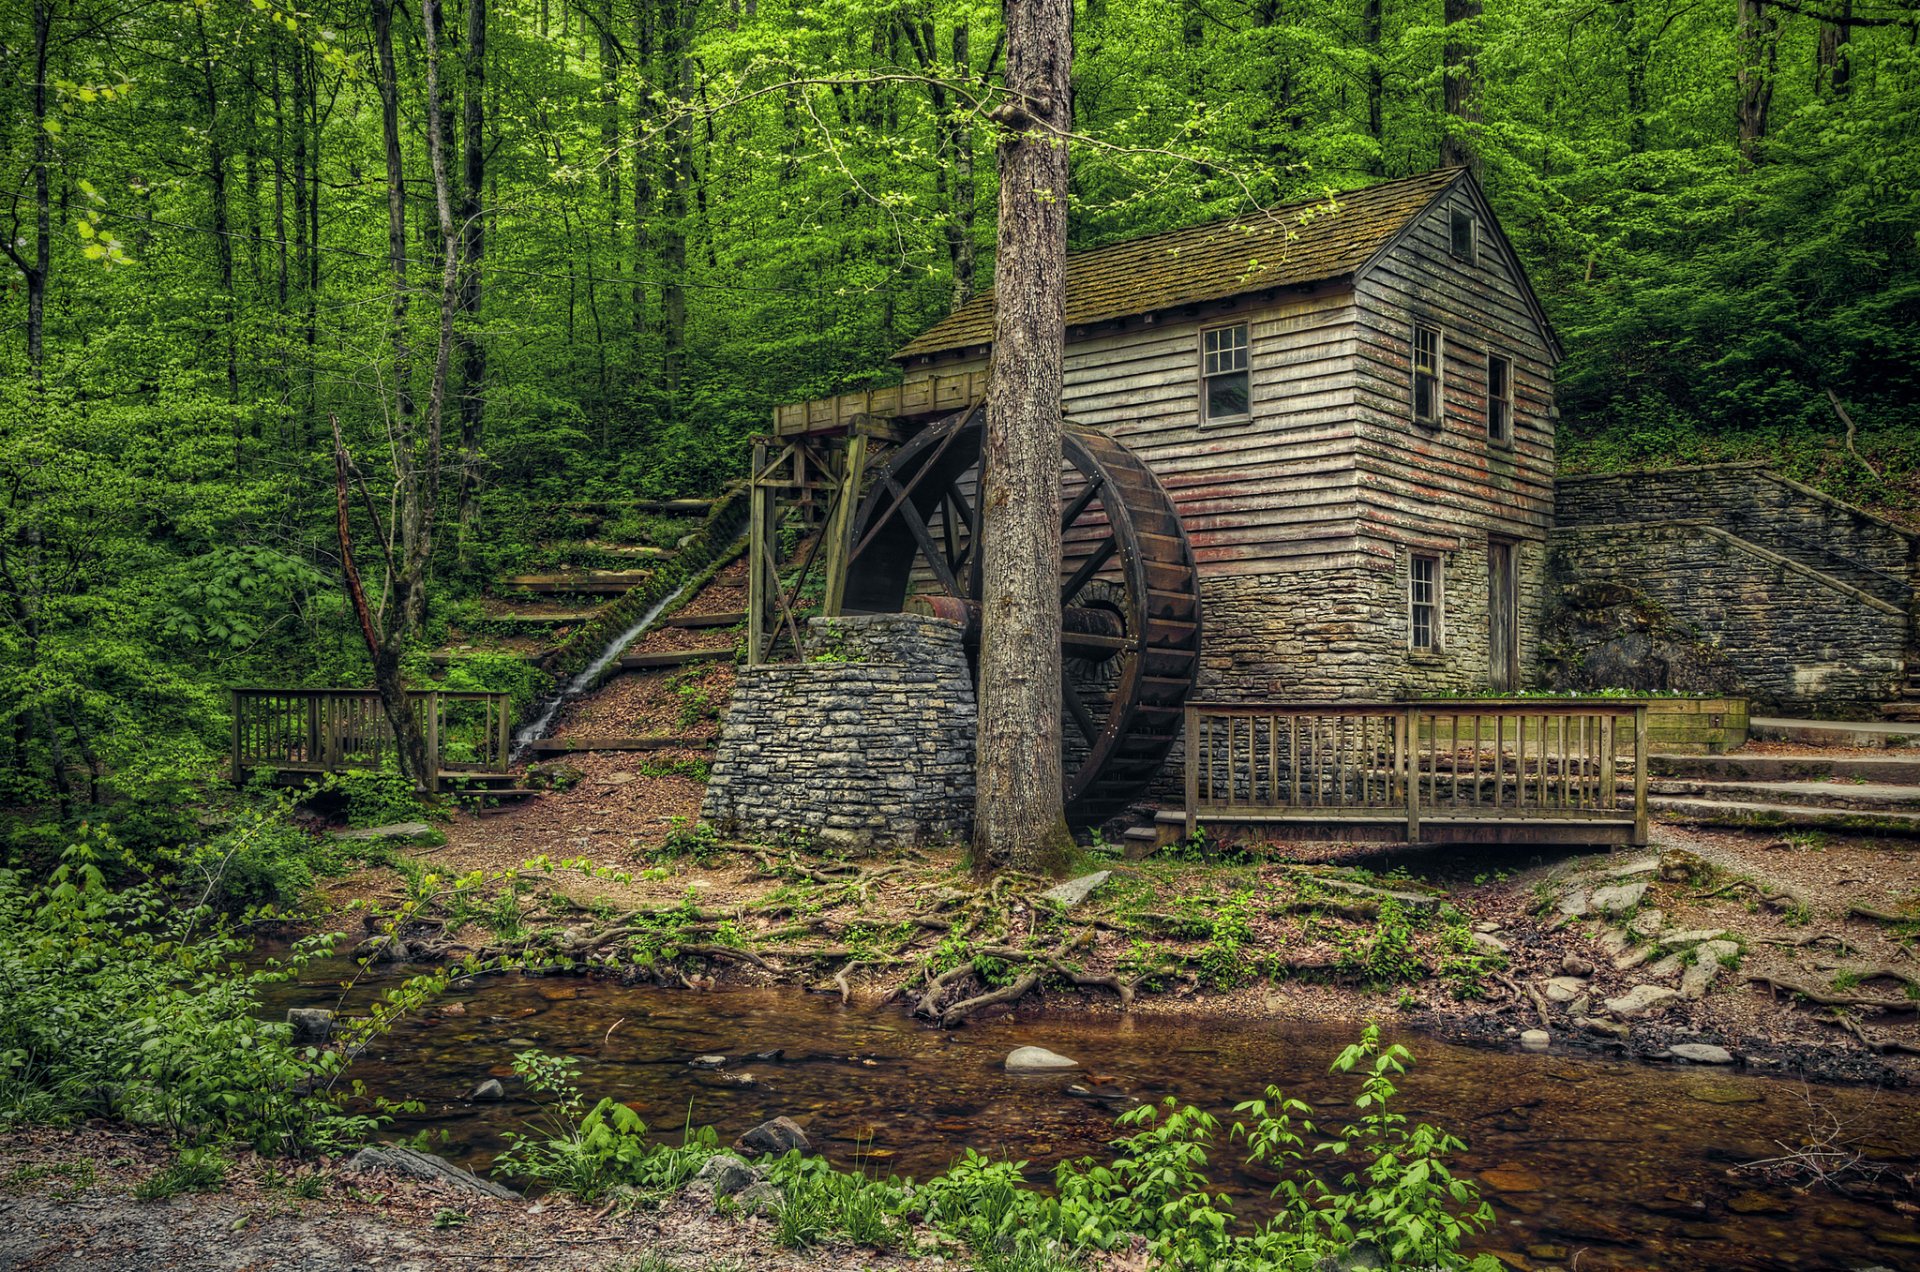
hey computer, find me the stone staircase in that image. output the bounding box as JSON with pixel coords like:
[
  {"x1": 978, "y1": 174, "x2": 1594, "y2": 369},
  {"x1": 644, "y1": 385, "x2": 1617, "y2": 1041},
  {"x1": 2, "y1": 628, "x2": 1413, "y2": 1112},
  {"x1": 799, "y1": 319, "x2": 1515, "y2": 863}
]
[{"x1": 1648, "y1": 744, "x2": 1920, "y2": 836}]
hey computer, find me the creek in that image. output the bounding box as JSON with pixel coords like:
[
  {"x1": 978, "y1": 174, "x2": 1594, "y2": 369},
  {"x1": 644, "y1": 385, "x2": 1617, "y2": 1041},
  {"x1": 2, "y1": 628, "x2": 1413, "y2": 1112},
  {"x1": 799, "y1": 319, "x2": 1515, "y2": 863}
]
[{"x1": 275, "y1": 968, "x2": 1920, "y2": 1270}]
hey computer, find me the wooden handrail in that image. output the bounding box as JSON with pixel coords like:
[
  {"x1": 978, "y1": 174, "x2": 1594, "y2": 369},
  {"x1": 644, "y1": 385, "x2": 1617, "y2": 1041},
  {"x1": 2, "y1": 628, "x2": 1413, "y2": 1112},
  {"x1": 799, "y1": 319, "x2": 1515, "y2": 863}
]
[
  {"x1": 230, "y1": 687, "x2": 513, "y2": 791},
  {"x1": 1184, "y1": 699, "x2": 1649, "y2": 847}
]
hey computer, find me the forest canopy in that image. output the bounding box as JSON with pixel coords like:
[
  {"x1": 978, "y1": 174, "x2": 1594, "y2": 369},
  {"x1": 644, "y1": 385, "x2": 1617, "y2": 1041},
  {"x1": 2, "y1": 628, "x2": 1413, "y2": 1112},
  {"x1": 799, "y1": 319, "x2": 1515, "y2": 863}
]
[{"x1": 2, "y1": 0, "x2": 1917, "y2": 821}]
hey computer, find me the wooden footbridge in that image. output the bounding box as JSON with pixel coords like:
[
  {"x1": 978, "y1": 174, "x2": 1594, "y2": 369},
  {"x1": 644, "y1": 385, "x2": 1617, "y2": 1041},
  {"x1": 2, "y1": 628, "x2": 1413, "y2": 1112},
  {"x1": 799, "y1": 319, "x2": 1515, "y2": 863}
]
[
  {"x1": 1173, "y1": 699, "x2": 1650, "y2": 847},
  {"x1": 230, "y1": 687, "x2": 524, "y2": 795}
]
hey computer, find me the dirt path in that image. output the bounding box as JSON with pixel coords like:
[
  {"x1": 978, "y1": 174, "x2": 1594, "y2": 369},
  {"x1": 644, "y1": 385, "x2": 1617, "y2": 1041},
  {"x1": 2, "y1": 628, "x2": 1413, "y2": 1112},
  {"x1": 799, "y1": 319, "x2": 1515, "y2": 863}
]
[{"x1": 0, "y1": 1128, "x2": 916, "y2": 1272}]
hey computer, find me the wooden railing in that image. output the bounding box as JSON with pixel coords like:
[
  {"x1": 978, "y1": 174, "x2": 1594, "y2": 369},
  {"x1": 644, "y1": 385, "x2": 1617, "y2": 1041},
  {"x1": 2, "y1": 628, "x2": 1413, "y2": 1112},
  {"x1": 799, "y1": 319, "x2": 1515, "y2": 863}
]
[
  {"x1": 230, "y1": 688, "x2": 512, "y2": 792},
  {"x1": 1183, "y1": 700, "x2": 1648, "y2": 846}
]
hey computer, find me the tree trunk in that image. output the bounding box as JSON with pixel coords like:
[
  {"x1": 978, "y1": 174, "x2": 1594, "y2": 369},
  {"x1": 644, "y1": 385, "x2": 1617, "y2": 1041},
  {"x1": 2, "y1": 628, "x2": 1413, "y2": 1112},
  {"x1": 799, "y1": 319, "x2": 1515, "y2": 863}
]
[
  {"x1": 457, "y1": 0, "x2": 489, "y2": 553},
  {"x1": 1735, "y1": 0, "x2": 1776, "y2": 165},
  {"x1": 631, "y1": 0, "x2": 654, "y2": 339},
  {"x1": 1622, "y1": 0, "x2": 1648, "y2": 153},
  {"x1": 193, "y1": 11, "x2": 241, "y2": 417},
  {"x1": 1817, "y1": 0, "x2": 1852, "y2": 96},
  {"x1": 1363, "y1": 0, "x2": 1384, "y2": 171},
  {"x1": 1440, "y1": 0, "x2": 1481, "y2": 172},
  {"x1": 660, "y1": 0, "x2": 693, "y2": 398},
  {"x1": 949, "y1": 23, "x2": 976, "y2": 309},
  {"x1": 373, "y1": 0, "x2": 414, "y2": 430},
  {"x1": 973, "y1": 0, "x2": 1073, "y2": 874}
]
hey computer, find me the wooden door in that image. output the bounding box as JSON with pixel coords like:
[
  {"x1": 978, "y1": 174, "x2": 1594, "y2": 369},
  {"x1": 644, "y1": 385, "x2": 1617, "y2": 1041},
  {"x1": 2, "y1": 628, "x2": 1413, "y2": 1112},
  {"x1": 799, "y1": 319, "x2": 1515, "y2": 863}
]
[{"x1": 1488, "y1": 540, "x2": 1518, "y2": 692}]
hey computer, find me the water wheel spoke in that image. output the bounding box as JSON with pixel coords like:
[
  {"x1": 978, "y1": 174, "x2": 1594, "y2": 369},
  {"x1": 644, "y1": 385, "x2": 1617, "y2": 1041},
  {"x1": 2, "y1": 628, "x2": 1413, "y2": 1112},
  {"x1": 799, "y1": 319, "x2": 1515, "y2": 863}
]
[
  {"x1": 1060, "y1": 536, "x2": 1118, "y2": 607},
  {"x1": 1060, "y1": 475, "x2": 1105, "y2": 532},
  {"x1": 1062, "y1": 678, "x2": 1098, "y2": 743},
  {"x1": 891, "y1": 481, "x2": 961, "y2": 595}
]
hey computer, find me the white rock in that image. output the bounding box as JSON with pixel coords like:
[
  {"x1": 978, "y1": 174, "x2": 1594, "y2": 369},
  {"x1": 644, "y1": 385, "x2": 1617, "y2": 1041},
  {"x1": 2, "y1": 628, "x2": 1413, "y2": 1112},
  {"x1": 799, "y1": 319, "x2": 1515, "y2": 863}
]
[
  {"x1": 1040, "y1": 871, "x2": 1111, "y2": 910},
  {"x1": 1658, "y1": 928, "x2": 1729, "y2": 949},
  {"x1": 1472, "y1": 932, "x2": 1510, "y2": 956},
  {"x1": 1681, "y1": 940, "x2": 1740, "y2": 1000},
  {"x1": 1590, "y1": 880, "x2": 1649, "y2": 915},
  {"x1": 1629, "y1": 909, "x2": 1666, "y2": 938},
  {"x1": 1606, "y1": 857, "x2": 1661, "y2": 879},
  {"x1": 1670, "y1": 1043, "x2": 1734, "y2": 1064},
  {"x1": 1543, "y1": 977, "x2": 1587, "y2": 1003},
  {"x1": 1555, "y1": 887, "x2": 1592, "y2": 917},
  {"x1": 1520, "y1": 1030, "x2": 1552, "y2": 1051},
  {"x1": 1005, "y1": 1046, "x2": 1079, "y2": 1073},
  {"x1": 1604, "y1": 984, "x2": 1681, "y2": 1018}
]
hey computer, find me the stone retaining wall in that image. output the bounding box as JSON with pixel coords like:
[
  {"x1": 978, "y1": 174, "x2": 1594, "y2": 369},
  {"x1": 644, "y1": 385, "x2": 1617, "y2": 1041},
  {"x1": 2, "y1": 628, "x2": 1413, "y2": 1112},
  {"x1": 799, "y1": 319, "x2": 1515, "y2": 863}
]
[{"x1": 699, "y1": 614, "x2": 975, "y2": 848}]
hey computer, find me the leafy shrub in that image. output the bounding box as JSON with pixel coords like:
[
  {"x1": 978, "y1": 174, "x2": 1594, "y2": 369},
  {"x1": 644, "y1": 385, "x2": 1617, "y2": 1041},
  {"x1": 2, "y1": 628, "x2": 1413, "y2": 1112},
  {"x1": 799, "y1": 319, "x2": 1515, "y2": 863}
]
[
  {"x1": 134, "y1": 1147, "x2": 229, "y2": 1200},
  {"x1": 0, "y1": 830, "x2": 413, "y2": 1154},
  {"x1": 492, "y1": 1051, "x2": 715, "y2": 1200}
]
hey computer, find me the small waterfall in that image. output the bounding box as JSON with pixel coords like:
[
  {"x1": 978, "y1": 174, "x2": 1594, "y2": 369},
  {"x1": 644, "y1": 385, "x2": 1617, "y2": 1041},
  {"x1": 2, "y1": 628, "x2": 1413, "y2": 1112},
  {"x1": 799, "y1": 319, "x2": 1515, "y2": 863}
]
[{"x1": 510, "y1": 578, "x2": 696, "y2": 759}]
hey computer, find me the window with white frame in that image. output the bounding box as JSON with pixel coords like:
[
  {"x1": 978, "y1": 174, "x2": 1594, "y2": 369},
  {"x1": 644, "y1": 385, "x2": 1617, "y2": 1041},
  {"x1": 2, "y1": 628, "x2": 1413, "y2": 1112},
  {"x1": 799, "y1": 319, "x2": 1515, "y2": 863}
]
[
  {"x1": 1487, "y1": 352, "x2": 1513, "y2": 444},
  {"x1": 1201, "y1": 323, "x2": 1250, "y2": 423},
  {"x1": 1410, "y1": 554, "x2": 1442, "y2": 651},
  {"x1": 1449, "y1": 208, "x2": 1477, "y2": 263},
  {"x1": 1412, "y1": 325, "x2": 1443, "y2": 426}
]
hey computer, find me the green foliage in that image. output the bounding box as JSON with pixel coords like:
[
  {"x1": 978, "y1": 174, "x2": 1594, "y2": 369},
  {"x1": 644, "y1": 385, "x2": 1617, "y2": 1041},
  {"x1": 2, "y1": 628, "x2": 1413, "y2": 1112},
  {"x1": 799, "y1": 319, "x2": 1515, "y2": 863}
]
[
  {"x1": 0, "y1": 831, "x2": 405, "y2": 1154},
  {"x1": 133, "y1": 1147, "x2": 229, "y2": 1201},
  {"x1": 492, "y1": 1051, "x2": 716, "y2": 1201}
]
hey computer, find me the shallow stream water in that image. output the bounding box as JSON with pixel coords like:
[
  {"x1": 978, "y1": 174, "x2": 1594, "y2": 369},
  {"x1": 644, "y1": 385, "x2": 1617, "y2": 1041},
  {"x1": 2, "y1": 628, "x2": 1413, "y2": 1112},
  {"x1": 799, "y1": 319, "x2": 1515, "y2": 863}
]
[{"x1": 271, "y1": 967, "x2": 1920, "y2": 1269}]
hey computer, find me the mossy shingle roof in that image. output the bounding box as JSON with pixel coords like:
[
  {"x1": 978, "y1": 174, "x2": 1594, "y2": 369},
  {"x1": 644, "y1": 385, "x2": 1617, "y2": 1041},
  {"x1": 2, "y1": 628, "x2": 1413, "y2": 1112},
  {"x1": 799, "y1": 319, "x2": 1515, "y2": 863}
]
[{"x1": 894, "y1": 167, "x2": 1464, "y2": 361}]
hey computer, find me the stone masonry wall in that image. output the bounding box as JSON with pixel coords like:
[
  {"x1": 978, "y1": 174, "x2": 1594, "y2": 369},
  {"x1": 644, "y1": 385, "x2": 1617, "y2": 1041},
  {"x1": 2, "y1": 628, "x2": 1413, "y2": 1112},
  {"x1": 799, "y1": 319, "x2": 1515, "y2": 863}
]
[
  {"x1": 700, "y1": 614, "x2": 975, "y2": 848},
  {"x1": 1549, "y1": 523, "x2": 1907, "y2": 716}
]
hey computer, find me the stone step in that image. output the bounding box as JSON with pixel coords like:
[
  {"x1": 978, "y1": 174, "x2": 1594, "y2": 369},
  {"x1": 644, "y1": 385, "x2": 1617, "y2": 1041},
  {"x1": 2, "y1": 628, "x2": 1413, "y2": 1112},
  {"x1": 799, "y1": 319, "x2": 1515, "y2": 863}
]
[
  {"x1": 1882, "y1": 700, "x2": 1920, "y2": 722},
  {"x1": 481, "y1": 608, "x2": 602, "y2": 626},
  {"x1": 1650, "y1": 752, "x2": 1920, "y2": 783},
  {"x1": 1648, "y1": 777, "x2": 1920, "y2": 812},
  {"x1": 1749, "y1": 717, "x2": 1920, "y2": 749},
  {"x1": 1649, "y1": 795, "x2": 1920, "y2": 836}
]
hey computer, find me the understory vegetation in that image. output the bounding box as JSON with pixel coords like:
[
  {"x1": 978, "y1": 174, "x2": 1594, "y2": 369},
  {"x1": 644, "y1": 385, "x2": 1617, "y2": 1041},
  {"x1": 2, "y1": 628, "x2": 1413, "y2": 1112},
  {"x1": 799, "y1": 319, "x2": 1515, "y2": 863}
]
[{"x1": 490, "y1": 1028, "x2": 1499, "y2": 1271}]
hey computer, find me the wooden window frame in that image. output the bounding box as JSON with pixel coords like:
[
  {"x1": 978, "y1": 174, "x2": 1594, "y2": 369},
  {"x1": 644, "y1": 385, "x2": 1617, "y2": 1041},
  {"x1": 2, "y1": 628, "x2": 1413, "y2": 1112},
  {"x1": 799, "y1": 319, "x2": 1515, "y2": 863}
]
[
  {"x1": 1487, "y1": 351, "x2": 1513, "y2": 446},
  {"x1": 1412, "y1": 324, "x2": 1444, "y2": 428},
  {"x1": 1449, "y1": 207, "x2": 1478, "y2": 264},
  {"x1": 1409, "y1": 552, "x2": 1444, "y2": 653},
  {"x1": 1199, "y1": 321, "x2": 1252, "y2": 426}
]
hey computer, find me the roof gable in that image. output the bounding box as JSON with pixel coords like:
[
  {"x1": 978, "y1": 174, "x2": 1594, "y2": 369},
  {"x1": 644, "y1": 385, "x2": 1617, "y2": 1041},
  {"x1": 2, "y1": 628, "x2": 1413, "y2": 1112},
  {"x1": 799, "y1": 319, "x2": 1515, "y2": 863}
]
[{"x1": 894, "y1": 168, "x2": 1466, "y2": 361}]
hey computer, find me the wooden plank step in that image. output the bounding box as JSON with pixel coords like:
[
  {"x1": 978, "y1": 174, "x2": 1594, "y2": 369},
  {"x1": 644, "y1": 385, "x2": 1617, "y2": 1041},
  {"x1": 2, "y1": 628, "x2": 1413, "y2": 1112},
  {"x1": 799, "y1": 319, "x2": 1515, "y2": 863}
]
[
  {"x1": 664, "y1": 611, "x2": 745, "y2": 629},
  {"x1": 1650, "y1": 753, "x2": 1920, "y2": 784},
  {"x1": 498, "y1": 571, "x2": 651, "y2": 595},
  {"x1": 544, "y1": 498, "x2": 712, "y2": 514},
  {"x1": 428, "y1": 649, "x2": 549, "y2": 666},
  {"x1": 527, "y1": 735, "x2": 716, "y2": 754},
  {"x1": 484, "y1": 609, "x2": 602, "y2": 625},
  {"x1": 615, "y1": 648, "x2": 732, "y2": 670}
]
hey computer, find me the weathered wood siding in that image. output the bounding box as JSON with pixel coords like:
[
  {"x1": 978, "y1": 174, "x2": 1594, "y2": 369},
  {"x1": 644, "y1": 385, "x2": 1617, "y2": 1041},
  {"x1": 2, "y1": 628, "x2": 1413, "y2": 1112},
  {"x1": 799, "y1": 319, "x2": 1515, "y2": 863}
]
[
  {"x1": 1351, "y1": 186, "x2": 1555, "y2": 557},
  {"x1": 901, "y1": 283, "x2": 1366, "y2": 576}
]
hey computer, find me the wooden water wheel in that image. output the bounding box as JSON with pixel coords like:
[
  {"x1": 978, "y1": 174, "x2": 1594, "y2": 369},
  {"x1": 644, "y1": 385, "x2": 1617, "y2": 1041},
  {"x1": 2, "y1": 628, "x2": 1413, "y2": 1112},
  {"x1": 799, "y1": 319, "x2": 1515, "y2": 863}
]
[{"x1": 843, "y1": 405, "x2": 1202, "y2": 825}]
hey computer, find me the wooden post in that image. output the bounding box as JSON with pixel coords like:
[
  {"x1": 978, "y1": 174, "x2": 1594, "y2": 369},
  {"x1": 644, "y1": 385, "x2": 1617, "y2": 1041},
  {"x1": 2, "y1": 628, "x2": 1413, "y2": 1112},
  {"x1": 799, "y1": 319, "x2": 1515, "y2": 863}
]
[
  {"x1": 1403, "y1": 705, "x2": 1421, "y2": 842},
  {"x1": 230, "y1": 690, "x2": 244, "y2": 785},
  {"x1": 748, "y1": 437, "x2": 770, "y2": 665},
  {"x1": 1183, "y1": 704, "x2": 1200, "y2": 839},
  {"x1": 498, "y1": 693, "x2": 512, "y2": 771},
  {"x1": 821, "y1": 429, "x2": 867, "y2": 618},
  {"x1": 1632, "y1": 705, "x2": 1650, "y2": 846},
  {"x1": 423, "y1": 691, "x2": 441, "y2": 793}
]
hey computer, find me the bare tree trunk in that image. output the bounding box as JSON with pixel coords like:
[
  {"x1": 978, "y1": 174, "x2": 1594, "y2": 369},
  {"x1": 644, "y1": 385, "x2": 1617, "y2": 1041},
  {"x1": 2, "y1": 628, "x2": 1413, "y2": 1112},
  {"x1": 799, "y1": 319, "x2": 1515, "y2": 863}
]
[
  {"x1": 949, "y1": 23, "x2": 976, "y2": 308},
  {"x1": 1736, "y1": 0, "x2": 1776, "y2": 165},
  {"x1": 1621, "y1": 0, "x2": 1648, "y2": 153},
  {"x1": 1363, "y1": 0, "x2": 1384, "y2": 171},
  {"x1": 1440, "y1": 0, "x2": 1481, "y2": 172},
  {"x1": 973, "y1": 0, "x2": 1073, "y2": 874},
  {"x1": 2, "y1": 0, "x2": 54, "y2": 380},
  {"x1": 373, "y1": 0, "x2": 414, "y2": 429},
  {"x1": 631, "y1": 0, "x2": 654, "y2": 339},
  {"x1": 660, "y1": 0, "x2": 693, "y2": 399},
  {"x1": 192, "y1": 11, "x2": 241, "y2": 419},
  {"x1": 1817, "y1": 0, "x2": 1852, "y2": 96},
  {"x1": 457, "y1": 0, "x2": 489, "y2": 553}
]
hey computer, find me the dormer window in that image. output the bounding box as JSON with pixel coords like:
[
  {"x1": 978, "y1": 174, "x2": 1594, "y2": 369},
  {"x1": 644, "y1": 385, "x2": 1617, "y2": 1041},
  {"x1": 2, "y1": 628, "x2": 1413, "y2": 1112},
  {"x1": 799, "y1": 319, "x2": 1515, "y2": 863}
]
[
  {"x1": 1449, "y1": 208, "x2": 1477, "y2": 263},
  {"x1": 1201, "y1": 323, "x2": 1250, "y2": 423}
]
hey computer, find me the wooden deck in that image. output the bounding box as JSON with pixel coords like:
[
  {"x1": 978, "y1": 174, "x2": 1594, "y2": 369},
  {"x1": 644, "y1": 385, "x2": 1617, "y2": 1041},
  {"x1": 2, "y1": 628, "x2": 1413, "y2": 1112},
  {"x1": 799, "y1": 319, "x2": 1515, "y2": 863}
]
[
  {"x1": 771, "y1": 370, "x2": 989, "y2": 437},
  {"x1": 230, "y1": 687, "x2": 513, "y2": 793},
  {"x1": 1180, "y1": 699, "x2": 1649, "y2": 847}
]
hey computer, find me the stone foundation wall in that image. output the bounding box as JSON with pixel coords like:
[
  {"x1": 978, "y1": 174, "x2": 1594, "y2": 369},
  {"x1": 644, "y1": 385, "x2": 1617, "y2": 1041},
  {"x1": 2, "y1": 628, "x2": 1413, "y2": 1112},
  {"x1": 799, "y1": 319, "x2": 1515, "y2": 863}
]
[
  {"x1": 1195, "y1": 539, "x2": 1547, "y2": 704},
  {"x1": 699, "y1": 614, "x2": 975, "y2": 848}
]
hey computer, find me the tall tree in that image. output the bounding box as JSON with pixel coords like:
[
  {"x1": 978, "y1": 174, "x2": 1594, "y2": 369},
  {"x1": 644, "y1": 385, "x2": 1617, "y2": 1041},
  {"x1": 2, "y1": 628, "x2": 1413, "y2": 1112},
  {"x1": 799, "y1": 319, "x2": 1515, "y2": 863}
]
[
  {"x1": 1735, "y1": 0, "x2": 1776, "y2": 163},
  {"x1": 1440, "y1": 0, "x2": 1480, "y2": 171},
  {"x1": 973, "y1": 0, "x2": 1074, "y2": 873}
]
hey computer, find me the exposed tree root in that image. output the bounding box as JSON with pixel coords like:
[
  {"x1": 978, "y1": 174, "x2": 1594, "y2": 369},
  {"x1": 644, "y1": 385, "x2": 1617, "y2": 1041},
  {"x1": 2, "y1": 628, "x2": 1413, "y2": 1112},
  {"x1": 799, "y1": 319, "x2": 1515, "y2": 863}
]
[
  {"x1": 1823, "y1": 1009, "x2": 1920, "y2": 1057},
  {"x1": 1847, "y1": 903, "x2": 1917, "y2": 926},
  {"x1": 1695, "y1": 877, "x2": 1809, "y2": 912},
  {"x1": 1749, "y1": 973, "x2": 1920, "y2": 1014}
]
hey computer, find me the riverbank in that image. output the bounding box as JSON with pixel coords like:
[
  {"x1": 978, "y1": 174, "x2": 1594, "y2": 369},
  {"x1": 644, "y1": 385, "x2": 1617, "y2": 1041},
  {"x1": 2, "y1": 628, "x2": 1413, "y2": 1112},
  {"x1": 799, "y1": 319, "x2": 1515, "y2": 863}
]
[{"x1": 318, "y1": 804, "x2": 1920, "y2": 1088}]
